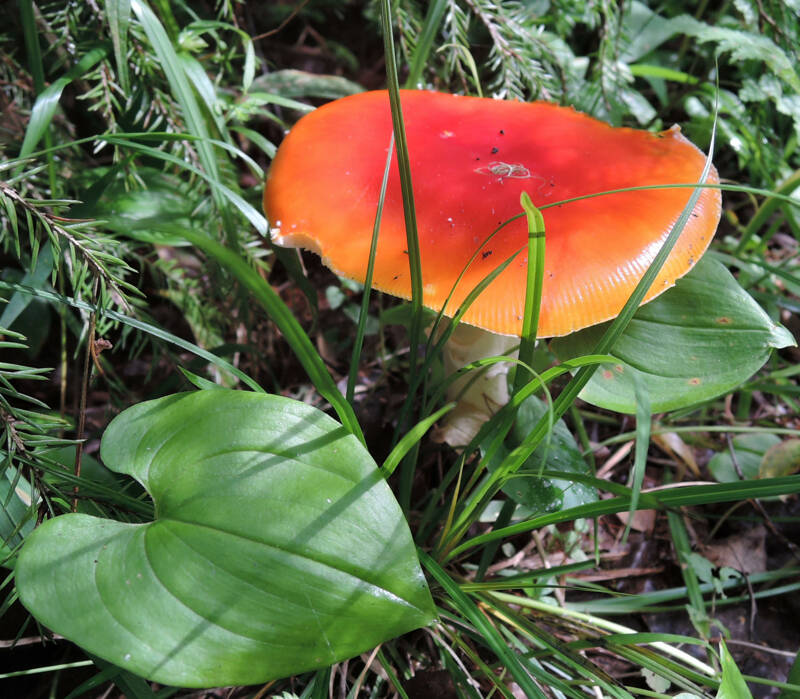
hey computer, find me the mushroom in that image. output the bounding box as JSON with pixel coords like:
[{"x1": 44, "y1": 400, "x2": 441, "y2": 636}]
[{"x1": 263, "y1": 90, "x2": 721, "y2": 444}]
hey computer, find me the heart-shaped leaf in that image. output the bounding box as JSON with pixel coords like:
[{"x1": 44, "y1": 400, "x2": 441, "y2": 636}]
[
  {"x1": 551, "y1": 256, "x2": 795, "y2": 413},
  {"x1": 16, "y1": 390, "x2": 435, "y2": 688}
]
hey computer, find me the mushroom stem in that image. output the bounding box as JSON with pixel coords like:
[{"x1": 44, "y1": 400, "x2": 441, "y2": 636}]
[{"x1": 432, "y1": 323, "x2": 519, "y2": 447}]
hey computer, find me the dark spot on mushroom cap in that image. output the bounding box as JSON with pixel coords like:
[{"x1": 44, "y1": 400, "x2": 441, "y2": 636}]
[
  {"x1": 491, "y1": 147, "x2": 499, "y2": 154},
  {"x1": 482, "y1": 250, "x2": 493, "y2": 259},
  {"x1": 499, "y1": 129, "x2": 505, "y2": 135}
]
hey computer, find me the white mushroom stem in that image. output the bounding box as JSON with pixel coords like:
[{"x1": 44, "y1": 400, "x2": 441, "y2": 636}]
[{"x1": 432, "y1": 323, "x2": 519, "y2": 447}]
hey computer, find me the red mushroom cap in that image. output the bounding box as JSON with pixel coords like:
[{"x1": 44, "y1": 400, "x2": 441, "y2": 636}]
[{"x1": 264, "y1": 90, "x2": 721, "y2": 337}]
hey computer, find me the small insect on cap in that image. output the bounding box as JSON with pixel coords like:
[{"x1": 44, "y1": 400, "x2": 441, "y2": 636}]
[{"x1": 264, "y1": 90, "x2": 721, "y2": 337}]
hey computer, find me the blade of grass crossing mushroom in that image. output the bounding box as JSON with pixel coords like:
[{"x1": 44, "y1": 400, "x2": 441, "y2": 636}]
[
  {"x1": 441, "y1": 111, "x2": 720, "y2": 553},
  {"x1": 409, "y1": 217, "x2": 525, "y2": 429},
  {"x1": 379, "y1": 0, "x2": 423, "y2": 365},
  {"x1": 419, "y1": 550, "x2": 550, "y2": 698},
  {"x1": 347, "y1": 134, "x2": 394, "y2": 404},
  {"x1": 179, "y1": 229, "x2": 365, "y2": 442},
  {"x1": 381, "y1": 0, "x2": 425, "y2": 509},
  {"x1": 514, "y1": 192, "x2": 546, "y2": 395}
]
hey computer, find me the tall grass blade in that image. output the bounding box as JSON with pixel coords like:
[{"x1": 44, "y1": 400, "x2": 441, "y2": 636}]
[
  {"x1": 405, "y1": 0, "x2": 447, "y2": 89},
  {"x1": 130, "y1": 0, "x2": 237, "y2": 246},
  {"x1": 380, "y1": 0, "x2": 424, "y2": 509},
  {"x1": 419, "y1": 550, "x2": 549, "y2": 698},
  {"x1": 105, "y1": 0, "x2": 131, "y2": 93},
  {"x1": 19, "y1": 48, "x2": 107, "y2": 159},
  {"x1": 624, "y1": 373, "x2": 651, "y2": 543},
  {"x1": 347, "y1": 135, "x2": 393, "y2": 404},
  {"x1": 382, "y1": 403, "x2": 455, "y2": 477},
  {"x1": 515, "y1": 192, "x2": 545, "y2": 395},
  {"x1": 447, "y1": 476, "x2": 800, "y2": 560},
  {"x1": 178, "y1": 230, "x2": 364, "y2": 442}
]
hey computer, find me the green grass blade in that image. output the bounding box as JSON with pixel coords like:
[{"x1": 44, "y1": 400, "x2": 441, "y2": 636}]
[
  {"x1": 105, "y1": 0, "x2": 131, "y2": 93},
  {"x1": 514, "y1": 193, "x2": 545, "y2": 395},
  {"x1": 405, "y1": 0, "x2": 448, "y2": 89},
  {"x1": 446, "y1": 476, "x2": 800, "y2": 560},
  {"x1": 178, "y1": 229, "x2": 364, "y2": 442},
  {"x1": 380, "y1": 0, "x2": 424, "y2": 509},
  {"x1": 666, "y1": 470, "x2": 711, "y2": 640},
  {"x1": 104, "y1": 138, "x2": 266, "y2": 234},
  {"x1": 624, "y1": 373, "x2": 651, "y2": 543},
  {"x1": 130, "y1": 0, "x2": 237, "y2": 246},
  {"x1": 382, "y1": 403, "x2": 455, "y2": 477},
  {"x1": 19, "y1": 47, "x2": 107, "y2": 159},
  {"x1": 347, "y1": 135, "x2": 393, "y2": 404},
  {"x1": 419, "y1": 550, "x2": 549, "y2": 698},
  {"x1": 736, "y1": 168, "x2": 800, "y2": 253}
]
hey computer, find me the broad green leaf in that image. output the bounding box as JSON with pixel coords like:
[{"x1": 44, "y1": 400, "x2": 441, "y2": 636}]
[
  {"x1": 716, "y1": 641, "x2": 753, "y2": 699},
  {"x1": 16, "y1": 390, "x2": 435, "y2": 688},
  {"x1": 709, "y1": 433, "x2": 781, "y2": 483},
  {"x1": 551, "y1": 256, "x2": 795, "y2": 414},
  {"x1": 487, "y1": 394, "x2": 597, "y2": 512}
]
